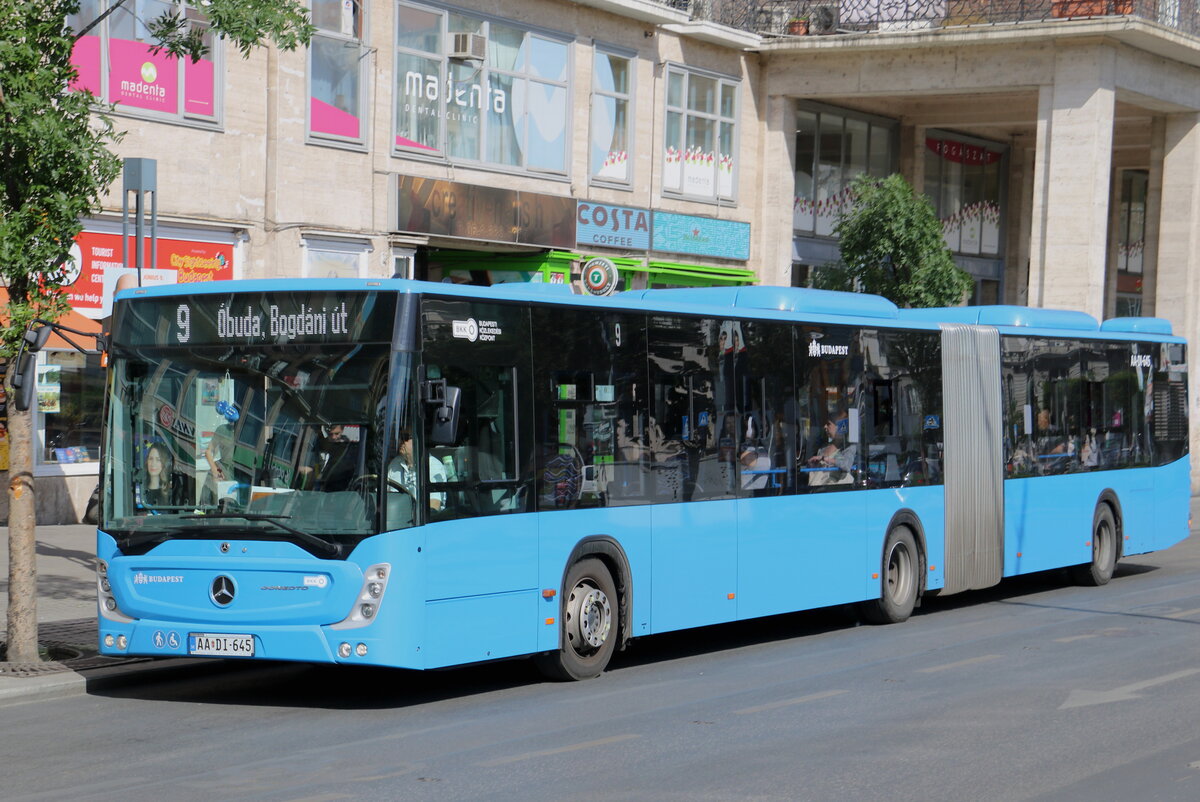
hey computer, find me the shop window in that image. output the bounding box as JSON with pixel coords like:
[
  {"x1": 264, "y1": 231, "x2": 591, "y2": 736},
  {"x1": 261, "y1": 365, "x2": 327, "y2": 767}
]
[
  {"x1": 37, "y1": 351, "x2": 105, "y2": 473},
  {"x1": 794, "y1": 104, "x2": 896, "y2": 237},
  {"x1": 67, "y1": 0, "x2": 221, "y2": 123},
  {"x1": 923, "y1": 133, "x2": 1006, "y2": 257},
  {"x1": 1115, "y1": 169, "x2": 1148, "y2": 316},
  {"x1": 591, "y1": 48, "x2": 633, "y2": 185},
  {"x1": 309, "y1": 0, "x2": 367, "y2": 144},
  {"x1": 303, "y1": 237, "x2": 370, "y2": 278},
  {"x1": 394, "y1": 2, "x2": 570, "y2": 174},
  {"x1": 662, "y1": 66, "x2": 738, "y2": 203}
]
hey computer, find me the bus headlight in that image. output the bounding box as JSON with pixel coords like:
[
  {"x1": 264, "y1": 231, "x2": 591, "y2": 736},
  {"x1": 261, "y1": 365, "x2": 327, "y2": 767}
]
[
  {"x1": 338, "y1": 642, "x2": 352, "y2": 658},
  {"x1": 97, "y1": 560, "x2": 133, "y2": 623},
  {"x1": 331, "y1": 563, "x2": 391, "y2": 630}
]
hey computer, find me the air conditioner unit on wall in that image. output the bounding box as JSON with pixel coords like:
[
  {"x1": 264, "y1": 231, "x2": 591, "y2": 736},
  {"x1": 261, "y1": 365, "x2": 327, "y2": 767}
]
[
  {"x1": 448, "y1": 32, "x2": 487, "y2": 61},
  {"x1": 809, "y1": 4, "x2": 839, "y2": 34}
]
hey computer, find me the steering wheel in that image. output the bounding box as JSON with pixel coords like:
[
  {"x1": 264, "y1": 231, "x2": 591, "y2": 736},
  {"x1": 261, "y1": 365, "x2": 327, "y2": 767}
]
[{"x1": 347, "y1": 473, "x2": 413, "y2": 496}]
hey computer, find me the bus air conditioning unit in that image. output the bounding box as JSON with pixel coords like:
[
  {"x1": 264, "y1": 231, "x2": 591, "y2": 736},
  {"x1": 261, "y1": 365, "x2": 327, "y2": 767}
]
[{"x1": 448, "y1": 32, "x2": 487, "y2": 61}]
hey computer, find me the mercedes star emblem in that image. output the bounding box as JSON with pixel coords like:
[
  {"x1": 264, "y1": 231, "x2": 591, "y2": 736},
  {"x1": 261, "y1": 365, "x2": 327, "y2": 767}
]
[{"x1": 210, "y1": 575, "x2": 236, "y2": 607}]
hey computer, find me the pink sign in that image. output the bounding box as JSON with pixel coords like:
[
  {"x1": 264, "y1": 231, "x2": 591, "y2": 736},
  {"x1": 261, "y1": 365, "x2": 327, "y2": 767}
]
[
  {"x1": 108, "y1": 38, "x2": 177, "y2": 114},
  {"x1": 70, "y1": 35, "x2": 102, "y2": 95},
  {"x1": 311, "y1": 97, "x2": 360, "y2": 139},
  {"x1": 184, "y1": 57, "x2": 215, "y2": 117}
]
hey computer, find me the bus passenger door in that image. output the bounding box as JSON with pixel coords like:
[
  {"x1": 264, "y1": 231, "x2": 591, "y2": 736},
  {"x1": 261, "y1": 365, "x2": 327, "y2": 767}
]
[
  {"x1": 416, "y1": 299, "x2": 537, "y2": 667},
  {"x1": 647, "y1": 317, "x2": 739, "y2": 633}
]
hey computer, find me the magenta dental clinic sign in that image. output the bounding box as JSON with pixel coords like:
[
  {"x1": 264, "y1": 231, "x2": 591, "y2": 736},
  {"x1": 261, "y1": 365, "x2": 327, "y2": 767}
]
[{"x1": 70, "y1": 35, "x2": 214, "y2": 116}]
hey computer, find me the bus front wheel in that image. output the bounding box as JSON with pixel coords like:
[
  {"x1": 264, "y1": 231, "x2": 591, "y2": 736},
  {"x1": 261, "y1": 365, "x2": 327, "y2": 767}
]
[
  {"x1": 1073, "y1": 504, "x2": 1118, "y2": 586},
  {"x1": 860, "y1": 526, "x2": 921, "y2": 625},
  {"x1": 535, "y1": 558, "x2": 618, "y2": 681}
]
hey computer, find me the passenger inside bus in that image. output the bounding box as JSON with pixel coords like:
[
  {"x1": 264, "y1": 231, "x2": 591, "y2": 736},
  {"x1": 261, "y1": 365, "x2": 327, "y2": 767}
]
[{"x1": 387, "y1": 428, "x2": 446, "y2": 512}]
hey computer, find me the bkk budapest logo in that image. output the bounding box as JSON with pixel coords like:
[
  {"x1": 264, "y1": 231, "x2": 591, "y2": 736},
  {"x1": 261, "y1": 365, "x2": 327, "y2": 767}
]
[{"x1": 808, "y1": 338, "x2": 849, "y2": 358}]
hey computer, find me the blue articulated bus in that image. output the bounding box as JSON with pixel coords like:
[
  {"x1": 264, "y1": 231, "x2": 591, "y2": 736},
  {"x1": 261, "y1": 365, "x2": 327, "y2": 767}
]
[{"x1": 97, "y1": 279, "x2": 1190, "y2": 679}]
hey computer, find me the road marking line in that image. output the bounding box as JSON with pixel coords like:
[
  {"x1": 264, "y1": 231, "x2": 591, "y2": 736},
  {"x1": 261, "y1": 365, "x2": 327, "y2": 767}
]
[
  {"x1": 353, "y1": 768, "x2": 419, "y2": 782},
  {"x1": 918, "y1": 654, "x2": 1002, "y2": 673},
  {"x1": 734, "y1": 689, "x2": 847, "y2": 715},
  {"x1": 478, "y1": 734, "x2": 640, "y2": 767},
  {"x1": 1055, "y1": 634, "x2": 1098, "y2": 643},
  {"x1": 1166, "y1": 607, "x2": 1200, "y2": 619},
  {"x1": 1059, "y1": 668, "x2": 1200, "y2": 709}
]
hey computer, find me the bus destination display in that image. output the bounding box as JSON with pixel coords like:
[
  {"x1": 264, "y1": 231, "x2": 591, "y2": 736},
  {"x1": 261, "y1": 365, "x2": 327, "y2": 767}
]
[{"x1": 116, "y1": 292, "x2": 396, "y2": 347}]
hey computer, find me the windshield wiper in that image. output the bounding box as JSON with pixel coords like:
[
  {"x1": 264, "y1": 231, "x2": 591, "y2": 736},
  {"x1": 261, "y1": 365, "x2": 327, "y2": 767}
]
[{"x1": 180, "y1": 513, "x2": 342, "y2": 558}]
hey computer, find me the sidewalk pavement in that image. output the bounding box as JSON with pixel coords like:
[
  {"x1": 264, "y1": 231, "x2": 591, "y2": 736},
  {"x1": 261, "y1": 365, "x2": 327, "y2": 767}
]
[{"x1": 0, "y1": 524, "x2": 197, "y2": 707}]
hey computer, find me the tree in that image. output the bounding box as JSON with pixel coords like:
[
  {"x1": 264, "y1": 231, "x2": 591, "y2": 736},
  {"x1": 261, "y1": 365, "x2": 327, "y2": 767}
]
[
  {"x1": 0, "y1": 0, "x2": 313, "y2": 664},
  {"x1": 815, "y1": 173, "x2": 975, "y2": 309}
]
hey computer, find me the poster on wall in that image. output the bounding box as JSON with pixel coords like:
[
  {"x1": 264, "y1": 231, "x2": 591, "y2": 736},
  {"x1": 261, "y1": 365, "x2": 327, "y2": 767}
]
[{"x1": 62, "y1": 231, "x2": 236, "y2": 320}]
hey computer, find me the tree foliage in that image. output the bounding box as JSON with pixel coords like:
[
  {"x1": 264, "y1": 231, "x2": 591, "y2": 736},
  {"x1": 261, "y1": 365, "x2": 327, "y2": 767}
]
[
  {"x1": 816, "y1": 173, "x2": 975, "y2": 309},
  {"x1": 0, "y1": 0, "x2": 122, "y2": 356},
  {"x1": 0, "y1": 0, "x2": 314, "y2": 356}
]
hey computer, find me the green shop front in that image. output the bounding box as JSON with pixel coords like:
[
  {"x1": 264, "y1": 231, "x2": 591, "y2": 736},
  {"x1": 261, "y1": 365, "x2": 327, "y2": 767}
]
[{"x1": 390, "y1": 175, "x2": 755, "y2": 293}]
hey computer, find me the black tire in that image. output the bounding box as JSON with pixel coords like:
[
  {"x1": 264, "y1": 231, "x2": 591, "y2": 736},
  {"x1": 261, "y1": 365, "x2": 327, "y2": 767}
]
[
  {"x1": 1072, "y1": 504, "x2": 1118, "y2": 586},
  {"x1": 535, "y1": 558, "x2": 618, "y2": 681},
  {"x1": 860, "y1": 526, "x2": 921, "y2": 625}
]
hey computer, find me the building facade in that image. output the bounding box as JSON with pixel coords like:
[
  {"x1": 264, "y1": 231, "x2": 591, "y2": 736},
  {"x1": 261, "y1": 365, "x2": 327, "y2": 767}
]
[{"x1": 4, "y1": 0, "x2": 1200, "y2": 521}]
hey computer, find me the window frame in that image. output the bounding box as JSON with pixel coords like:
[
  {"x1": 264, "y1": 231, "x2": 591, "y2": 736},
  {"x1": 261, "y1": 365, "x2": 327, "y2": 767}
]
[
  {"x1": 793, "y1": 101, "x2": 898, "y2": 238},
  {"x1": 661, "y1": 63, "x2": 740, "y2": 204},
  {"x1": 392, "y1": 1, "x2": 573, "y2": 176},
  {"x1": 307, "y1": 0, "x2": 371, "y2": 148},
  {"x1": 922, "y1": 129, "x2": 1008, "y2": 258},
  {"x1": 34, "y1": 349, "x2": 107, "y2": 478},
  {"x1": 68, "y1": 0, "x2": 224, "y2": 128},
  {"x1": 589, "y1": 43, "x2": 636, "y2": 189},
  {"x1": 302, "y1": 236, "x2": 372, "y2": 278}
]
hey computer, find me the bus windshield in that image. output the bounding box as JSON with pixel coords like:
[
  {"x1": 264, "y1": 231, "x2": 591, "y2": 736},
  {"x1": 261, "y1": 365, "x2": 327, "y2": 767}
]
[{"x1": 102, "y1": 341, "x2": 394, "y2": 555}]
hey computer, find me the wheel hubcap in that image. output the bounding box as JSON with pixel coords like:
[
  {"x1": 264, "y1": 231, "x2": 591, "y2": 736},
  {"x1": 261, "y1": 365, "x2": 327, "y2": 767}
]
[
  {"x1": 568, "y1": 582, "x2": 611, "y2": 652},
  {"x1": 1095, "y1": 519, "x2": 1113, "y2": 566},
  {"x1": 886, "y1": 543, "x2": 913, "y2": 602}
]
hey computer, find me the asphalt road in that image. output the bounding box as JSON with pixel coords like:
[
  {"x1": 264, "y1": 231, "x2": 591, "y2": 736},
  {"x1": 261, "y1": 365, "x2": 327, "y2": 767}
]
[{"x1": 3, "y1": 532, "x2": 1199, "y2": 802}]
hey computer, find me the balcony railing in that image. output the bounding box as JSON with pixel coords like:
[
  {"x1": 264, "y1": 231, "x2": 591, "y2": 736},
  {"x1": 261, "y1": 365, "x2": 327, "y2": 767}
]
[{"x1": 689, "y1": 0, "x2": 1199, "y2": 38}]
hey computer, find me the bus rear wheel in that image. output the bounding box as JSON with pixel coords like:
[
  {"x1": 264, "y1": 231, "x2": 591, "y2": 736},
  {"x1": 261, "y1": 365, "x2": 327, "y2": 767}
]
[
  {"x1": 535, "y1": 558, "x2": 618, "y2": 681},
  {"x1": 860, "y1": 526, "x2": 921, "y2": 625},
  {"x1": 1073, "y1": 504, "x2": 1118, "y2": 586}
]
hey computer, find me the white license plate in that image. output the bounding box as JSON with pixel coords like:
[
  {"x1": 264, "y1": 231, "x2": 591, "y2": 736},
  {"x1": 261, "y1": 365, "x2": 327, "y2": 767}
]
[{"x1": 188, "y1": 632, "x2": 255, "y2": 657}]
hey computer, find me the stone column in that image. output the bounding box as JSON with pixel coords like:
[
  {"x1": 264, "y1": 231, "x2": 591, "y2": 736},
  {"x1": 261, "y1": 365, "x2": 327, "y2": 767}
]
[
  {"x1": 1027, "y1": 45, "x2": 1116, "y2": 319},
  {"x1": 758, "y1": 94, "x2": 796, "y2": 287},
  {"x1": 1155, "y1": 112, "x2": 1200, "y2": 492}
]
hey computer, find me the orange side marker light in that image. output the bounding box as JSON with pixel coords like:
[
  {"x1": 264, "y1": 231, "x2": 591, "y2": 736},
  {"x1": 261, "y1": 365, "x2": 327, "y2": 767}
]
[
  {"x1": 545, "y1": 618, "x2": 555, "y2": 625},
  {"x1": 727, "y1": 593, "x2": 736, "y2": 600},
  {"x1": 871, "y1": 573, "x2": 879, "y2": 579},
  {"x1": 542, "y1": 589, "x2": 556, "y2": 598}
]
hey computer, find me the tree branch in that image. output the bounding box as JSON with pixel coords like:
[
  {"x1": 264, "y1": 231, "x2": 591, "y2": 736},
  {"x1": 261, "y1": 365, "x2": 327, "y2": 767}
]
[{"x1": 74, "y1": 0, "x2": 130, "y2": 40}]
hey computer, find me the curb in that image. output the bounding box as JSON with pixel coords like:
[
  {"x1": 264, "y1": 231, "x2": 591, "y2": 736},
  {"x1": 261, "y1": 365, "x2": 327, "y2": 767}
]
[
  {"x1": 0, "y1": 657, "x2": 209, "y2": 709},
  {"x1": 0, "y1": 656, "x2": 304, "y2": 708}
]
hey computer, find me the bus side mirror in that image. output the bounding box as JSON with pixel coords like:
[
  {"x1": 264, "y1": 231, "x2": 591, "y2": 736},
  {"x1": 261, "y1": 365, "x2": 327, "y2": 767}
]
[
  {"x1": 11, "y1": 324, "x2": 52, "y2": 412},
  {"x1": 423, "y1": 379, "x2": 461, "y2": 445}
]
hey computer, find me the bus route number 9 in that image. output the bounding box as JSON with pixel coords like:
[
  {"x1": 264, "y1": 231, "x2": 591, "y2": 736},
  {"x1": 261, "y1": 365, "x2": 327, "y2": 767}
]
[{"x1": 176, "y1": 304, "x2": 191, "y2": 344}]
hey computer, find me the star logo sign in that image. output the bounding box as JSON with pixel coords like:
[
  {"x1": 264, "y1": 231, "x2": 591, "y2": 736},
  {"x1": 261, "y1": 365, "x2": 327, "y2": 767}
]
[{"x1": 210, "y1": 575, "x2": 236, "y2": 607}]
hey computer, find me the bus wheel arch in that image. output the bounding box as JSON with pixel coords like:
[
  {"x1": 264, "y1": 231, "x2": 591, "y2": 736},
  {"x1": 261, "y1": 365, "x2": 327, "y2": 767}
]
[
  {"x1": 535, "y1": 537, "x2": 632, "y2": 681},
  {"x1": 860, "y1": 514, "x2": 925, "y2": 625},
  {"x1": 1074, "y1": 493, "x2": 1121, "y2": 586}
]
